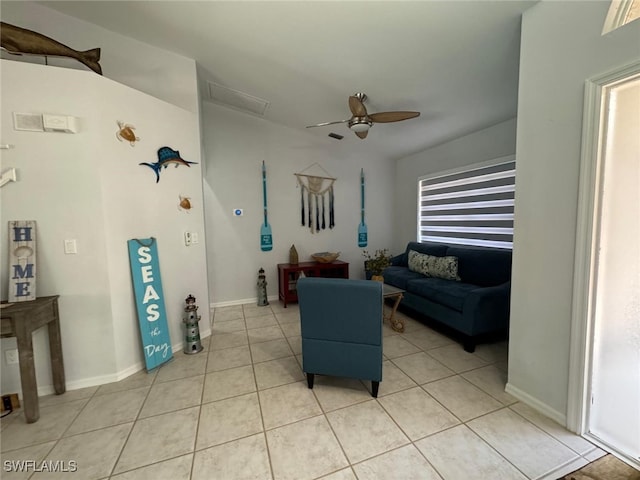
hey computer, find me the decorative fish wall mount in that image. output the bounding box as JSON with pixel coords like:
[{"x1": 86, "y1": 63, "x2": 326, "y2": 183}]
[
  {"x1": 0, "y1": 22, "x2": 102, "y2": 75},
  {"x1": 140, "y1": 147, "x2": 198, "y2": 183}
]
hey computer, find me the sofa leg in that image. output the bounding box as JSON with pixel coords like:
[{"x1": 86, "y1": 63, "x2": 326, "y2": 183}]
[
  {"x1": 306, "y1": 373, "x2": 315, "y2": 389},
  {"x1": 463, "y1": 339, "x2": 476, "y2": 353},
  {"x1": 371, "y1": 381, "x2": 379, "y2": 398}
]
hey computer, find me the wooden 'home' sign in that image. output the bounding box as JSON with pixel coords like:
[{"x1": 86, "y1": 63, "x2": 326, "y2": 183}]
[{"x1": 8, "y1": 220, "x2": 37, "y2": 302}]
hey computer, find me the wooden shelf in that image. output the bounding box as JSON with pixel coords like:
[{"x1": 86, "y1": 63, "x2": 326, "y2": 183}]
[{"x1": 277, "y1": 261, "x2": 349, "y2": 307}]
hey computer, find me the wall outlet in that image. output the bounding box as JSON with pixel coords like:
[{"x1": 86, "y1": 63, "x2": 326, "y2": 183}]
[
  {"x1": 5, "y1": 349, "x2": 19, "y2": 365},
  {"x1": 184, "y1": 231, "x2": 192, "y2": 246},
  {"x1": 1, "y1": 393, "x2": 20, "y2": 412}
]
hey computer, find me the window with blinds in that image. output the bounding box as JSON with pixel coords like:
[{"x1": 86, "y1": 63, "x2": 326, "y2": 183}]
[{"x1": 417, "y1": 156, "x2": 515, "y2": 250}]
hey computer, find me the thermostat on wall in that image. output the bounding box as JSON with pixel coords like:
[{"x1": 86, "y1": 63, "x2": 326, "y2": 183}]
[{"x1": 233, "y1": 209, "x2": 243, "y2": 216}]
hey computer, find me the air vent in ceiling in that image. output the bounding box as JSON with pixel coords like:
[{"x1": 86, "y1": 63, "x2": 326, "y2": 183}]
[
  {"x1": 207, "y1": 82, "x2": 270, "y2": 116},
  {"x1": 328, "y1": 132, "x2": 344, "y2": 140}
]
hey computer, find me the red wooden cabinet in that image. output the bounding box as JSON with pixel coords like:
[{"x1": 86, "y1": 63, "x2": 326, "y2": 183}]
[{"x1": 277, "y1": 261, "x2": 349, "y2": 307}]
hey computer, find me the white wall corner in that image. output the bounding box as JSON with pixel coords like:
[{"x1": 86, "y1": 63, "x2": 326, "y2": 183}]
[{"x1": 505, "y1": 382, "x2": 567, "y2": 427}]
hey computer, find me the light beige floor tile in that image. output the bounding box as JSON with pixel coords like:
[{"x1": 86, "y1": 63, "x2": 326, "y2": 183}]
[
  {"x1": 254, "y1": 356, "x2": 304, "y2": 390},
  {"x1": 207, "y1": 344, "x2": 251, "y2": 372},
  {"x1": 250, "y1": 338, "x2": 293, "y2": 363},
  {"x1": 377, "y1": 360, "x2": 418, "y2": 397},
  {"x1": 267, "y1": 415, "x2": 348, "y2": 480},
  {"x1": 403, "y1": 329, "x2": 455, "y2": 351},
  {"x1": 311, "y1": 376, "x2": 372, "y2": 412},
  {"x1": 318, "y1": 469, "x2": 357, "y2": 480},
  {"x1": 32, "y1": 423, "x2": 132, "y2": 479},
  {"x1": 415, "y1": 424, "x2": 527, "y2": 480},
  {"x1": 0, "y1": 441, "x2": 56, "y2": 479},
  {"x1": 259, "y1": 381, "x2": 322, "y2": 429},
  {"x1": 538, "y1": 457, "x2": 589, "y2": 480},
  {"x1": 1, "y1": 400, "x2": 87, "y2": 452},
  {"x1": 467, "y1": 408, "x2": 579, "y2": 479},
  {"x1": 248, "y1": 325, "x2": 285, "y2": 344},
  {"x1": 426, "y1": 345, "x2": 489, "y2": 373},
  {"x1": 95, "y1": 369, "x2": 156, "y2": 396},
  {"x1": 422, "y1": 376, "x2": 503, "y2": 422},
  {"x1": 274, "y1": 310, "x2": 300, "y2": 324},
  {"x1": 510, "y1": 402, "x2": 596, "y2": 455},
  {"x1": 245, "y1": 313, "x2": 278, "y2": 330},
  {"x1": 391, "y1": 352, "x2": 455, "y2": 385},
  {"x1": 461, "y1": 365, "x2": 517, "y2": 405},
  {"x1": 243, "y1": 304, "x2": 272, "y2": 318},
  {"x1": 38, "y1": 386, "x2": 98, "y2": 408},
  {"x1": 114, "y1": 407, "x2": 199, "y2": 474},
  {"x1": 353, "y1": 444, "x2": 443, "y2": 480},
  {"x1": 196, "y1": 392, "x2": 263, "y2": 450},
  {"x1": 286, "y1": 335, "x2": 302, "y2": 355},
  {"x1": 210, "y1": 331, "x2": 248, "y2": 350},
  {"x1": 214, "y1": 305, "x2": 244, "y2": 322},
  {"x1": 192, "y1": 433, "x2": 271, "y2": 480},
  {"x1": 110, "y1": 455, "x2": 192, "y2": 480},
  {"x1": 383, "y1": 335, "x2": 421, "y2": 358},
  {"x1": 280, "y1": 321, "x2": 301, "y2": 338},
  {"x1": 327, "y1": 400, "x2": 409, "y2": 464},
  {"x1": 202, "y1": 365, "x2": 256, "y2": 403},
  {"x1": 212, "y1": 318, "x2": 246, "y2": 334},
  {"x1": 140, "y1": 375, "x2": 204, "y2": 418},
  {"x1": 154, "y1": 354, "x2": 207, "y2": 383},
  {"x1": 379, "y1": 387, "x2": 460, "y2": 440},
  {"x1": 65, "y1": 387, "x2": 148, "y2": 436},
  {"x1": 474, "y1": 340, "x2": 509, "y2": 364},
  {"x1": 583, "y1": 447, "x2": 607, "y2": 462}
]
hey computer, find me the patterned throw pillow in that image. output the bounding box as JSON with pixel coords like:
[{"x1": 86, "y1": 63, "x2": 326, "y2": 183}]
[{"x1": 408, "y1": 250, "x2": 461, "y2": 281}]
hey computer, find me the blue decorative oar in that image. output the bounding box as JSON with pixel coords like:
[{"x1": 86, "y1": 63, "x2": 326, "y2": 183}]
[
  {"x1": 358, "y1": 168, "x2": 368, "y2": 247},
  {"x1": 260, "y1": 161, "x2": 273, "y2": 251}
]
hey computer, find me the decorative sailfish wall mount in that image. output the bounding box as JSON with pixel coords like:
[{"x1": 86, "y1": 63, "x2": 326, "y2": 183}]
[
  {"x1": 140, "y1": 147, "x2": 197, "y2": 183},
  {"x1": 295, "y1": 163, "x2": 337, "y2": 234},
  {"x1": 1, "y1": 22, "x2": 102, "y2": 75}
]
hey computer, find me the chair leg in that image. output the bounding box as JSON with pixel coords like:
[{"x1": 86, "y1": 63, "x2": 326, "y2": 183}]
[
  {"x1": 371, "y1": 381, "x2": 379, "y2": 398},
  {"x1": 306, "y1": 373, "x2": 315, "y2": 389}
]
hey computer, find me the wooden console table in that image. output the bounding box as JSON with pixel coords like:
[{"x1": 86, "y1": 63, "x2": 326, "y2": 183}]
[
  {"x1": 1, "y1": 295, "x2": 66, "y2": 423},
  {"x1": 278, "y1": 261, "x2": 349, "y2": 307}
]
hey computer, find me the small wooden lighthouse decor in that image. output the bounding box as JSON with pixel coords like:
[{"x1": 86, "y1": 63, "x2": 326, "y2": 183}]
[
  {"x1": 8, "y1": 220, "x2": 37, "y2": 302},
  {"x1": 183, "y1": 294, "x2": 203, "y2": 354}
]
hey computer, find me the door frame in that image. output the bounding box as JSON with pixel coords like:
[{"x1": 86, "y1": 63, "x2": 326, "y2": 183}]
[{"x1": 567, "y1": 59, "x2": 640, "y2": 459}]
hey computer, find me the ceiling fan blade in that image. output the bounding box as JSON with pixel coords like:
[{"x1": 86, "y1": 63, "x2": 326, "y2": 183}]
[
  {"x1": 306, "y1": 119, "x2": 350, "y2": 128},
  {"x1": 349, "y1": 96, "x2": 367, "y2": 117},
  {"x1": 369, "y1": 111, "x2": 421, "y2": 123},
  {"x1": 355, "y1": 130, "x2": 368, "y2": 139}
]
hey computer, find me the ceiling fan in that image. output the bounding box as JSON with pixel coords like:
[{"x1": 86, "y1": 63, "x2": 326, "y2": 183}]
[{"x1": 306, "y1": 92, "x2": 420, "y2": 139}]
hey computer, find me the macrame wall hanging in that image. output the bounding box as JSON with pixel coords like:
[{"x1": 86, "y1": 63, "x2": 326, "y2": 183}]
[{"x1": 294, "y1": 163, "x2": 337, "y2": 234}]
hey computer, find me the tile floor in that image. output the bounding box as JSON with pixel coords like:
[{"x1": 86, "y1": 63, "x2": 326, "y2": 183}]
[{"x1": 0, "y1": 302, "x2": 607, "y2": 480}]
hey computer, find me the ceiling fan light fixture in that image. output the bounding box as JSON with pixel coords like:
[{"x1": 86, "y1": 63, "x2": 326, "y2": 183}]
[{"x1": 348, "y1": 118, "x2": 372, "y2": 132}]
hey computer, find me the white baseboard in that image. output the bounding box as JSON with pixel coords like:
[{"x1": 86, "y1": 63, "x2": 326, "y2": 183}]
[
  {"x1": 211, "y1": 295, "x2": 278, "y2": 309},
  {"x1": 24, "y1": 331, "x2": 212, "y2": 399},
  {"x1": 505, "y1": 382, "x2": 567, "y2": 426}
]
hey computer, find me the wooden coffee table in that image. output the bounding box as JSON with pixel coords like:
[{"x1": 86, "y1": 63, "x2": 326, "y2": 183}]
[{"x1": 383, "y1": 284, "x2": 405, "y2": 332}]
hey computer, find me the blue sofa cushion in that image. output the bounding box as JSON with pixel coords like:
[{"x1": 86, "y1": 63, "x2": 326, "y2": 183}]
[
  {"x1": 382, "y1": 266, "x2": 425, "y2": 290},
  {"x1": 446, "y1": 245, "x2": 512, "y2": 287},
  {"x1": 406, "y1": 277, "x2": 478, "y2": 312}
]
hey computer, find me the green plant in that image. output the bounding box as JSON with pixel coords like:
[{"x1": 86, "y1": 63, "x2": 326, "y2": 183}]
[{"x1": 362, "y1": 249, "x2": 392, "y2": 276}]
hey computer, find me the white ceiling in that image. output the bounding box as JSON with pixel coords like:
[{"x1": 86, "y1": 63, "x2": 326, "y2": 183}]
[{"x1": 43, "y1": 1, "x2": 536, "y2": 160}]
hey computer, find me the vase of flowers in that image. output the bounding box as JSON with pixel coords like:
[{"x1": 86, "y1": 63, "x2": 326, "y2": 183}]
[{"x1": 363, "y1": 249, "x2": 392, "y2": 282}]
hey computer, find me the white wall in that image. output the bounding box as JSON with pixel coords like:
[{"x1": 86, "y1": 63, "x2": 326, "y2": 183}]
[
  {"x1": 393, "y1": 118, "x2": 517, "y2": 253},
  {"x1": 201, "y1": 102, "x2": 395, "y2": 305},
  {"x1": 1, "y1": 60, "x2": 209, "y2": 395},
  {"x1": 0, "y1": 1, "x2": 199, "y2": 113},
  {"x1": 508, "y1": 1, "x2": 640, "y2": 423}
]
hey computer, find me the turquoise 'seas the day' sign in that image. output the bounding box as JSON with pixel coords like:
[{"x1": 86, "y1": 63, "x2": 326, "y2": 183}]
[{"x1": 127, "y1": 238, "x2": 173, "y2": 371}]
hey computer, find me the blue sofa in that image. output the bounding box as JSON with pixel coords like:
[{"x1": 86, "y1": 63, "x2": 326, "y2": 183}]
[{"x1": 383, "y1": 241, "x2": 512, "y2": 352}]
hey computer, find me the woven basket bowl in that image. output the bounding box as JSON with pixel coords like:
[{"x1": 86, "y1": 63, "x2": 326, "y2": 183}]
[{"x1": 311, "y1": 252, "x2": 340, "y2": 263}]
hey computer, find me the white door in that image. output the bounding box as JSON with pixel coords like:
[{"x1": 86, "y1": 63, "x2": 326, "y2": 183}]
[{"x1": 587, "y1": 73, "x2": 640, "y2": 465}]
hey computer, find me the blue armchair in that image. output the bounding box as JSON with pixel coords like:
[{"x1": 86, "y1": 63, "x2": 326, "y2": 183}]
[{"x1": 297, "y1": 277, "x2": 383, "y2": 397}]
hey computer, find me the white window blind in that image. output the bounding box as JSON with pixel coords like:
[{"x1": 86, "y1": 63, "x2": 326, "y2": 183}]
[{"x1": 418, "y1": 157, "x2": 515, "y2": 249}]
